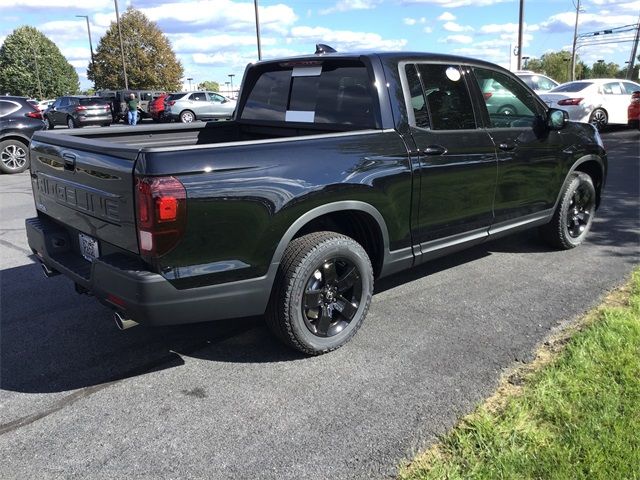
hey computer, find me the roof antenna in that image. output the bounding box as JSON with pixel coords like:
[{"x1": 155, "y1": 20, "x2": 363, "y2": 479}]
[{"x1": 315, "y1": 44, "x2": 337, "y2": 55}]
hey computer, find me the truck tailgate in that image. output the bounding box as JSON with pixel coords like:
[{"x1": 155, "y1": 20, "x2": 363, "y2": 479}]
[{"x1": 29, "y1": 135, "x2": 140, "y2": 254}]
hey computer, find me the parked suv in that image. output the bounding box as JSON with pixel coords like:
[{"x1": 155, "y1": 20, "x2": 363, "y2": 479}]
[
  {"x1": 44, "y1": 96, "x2": 112, "y2": 129},
  {"x1": 515, "y1": 71, "x2": 559, "y2": 93},
  {"x1": 97, "y1": 90, "x2": 165, "y2": 123},
  {"x1": 165, "y1": 91, "x2": 236, "y2": 123},
  {"x1": 0, "y1": 96, "x2": 45, "y2": 174}
]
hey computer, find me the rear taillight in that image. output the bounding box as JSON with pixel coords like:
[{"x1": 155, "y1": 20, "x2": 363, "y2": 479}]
[
  {"x1": 167, "y1": 100, "x2": 176, "y2": 106},
  {"x1": 557, "y1": 98, "x2": 583, "y2": 106},
  {"x1": 25, "y1": 110, "x2": 43, "y2": 119},
  {"x1": 483, "y1": 92, "x2": 493, "y2": 100},
  {"x1": 135, "y1": 176, "x2": 187, "y2": 257},
  {"x1": 75, "y1": 105, "x2": 87, "y2": 111}
]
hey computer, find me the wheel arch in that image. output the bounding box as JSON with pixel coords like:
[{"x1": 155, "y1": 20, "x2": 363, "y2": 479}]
[
  {"x1": 557, "y1": 155, "x2": 606, "y2": 210},
  {"x1": 269, "y1": 202, "x2": 391, "y2": 280},
  {"x1": 0, "y1": 133, "x2": 31, "y2": 147}
]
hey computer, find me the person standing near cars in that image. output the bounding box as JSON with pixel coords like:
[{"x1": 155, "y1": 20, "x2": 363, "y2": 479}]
[{"x1": 127, "y1": 93, "x2": 138, "y2": 126}]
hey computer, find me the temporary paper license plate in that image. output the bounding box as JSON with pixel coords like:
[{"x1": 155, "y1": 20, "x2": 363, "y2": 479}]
[{"x1": 79, "y1": 233, "x2": 99, "y2": 262}]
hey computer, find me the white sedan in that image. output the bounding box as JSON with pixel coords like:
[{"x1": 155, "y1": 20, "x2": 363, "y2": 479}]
[{"x1": 538, "y1": 78, "x2": 640, "y2": 130}]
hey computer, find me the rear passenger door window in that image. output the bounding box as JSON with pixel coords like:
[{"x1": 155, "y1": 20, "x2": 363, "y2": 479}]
[{"x1": 413, "y1": 63, "x2": 477, "y2": 130}]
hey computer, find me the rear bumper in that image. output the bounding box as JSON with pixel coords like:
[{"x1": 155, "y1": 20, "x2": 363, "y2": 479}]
[
  {"x1": 76, "y1": 115, "x2": 112, "y2": 126},
  {"x1": 26, "y1": 216, "x2": 272, "y2": 326}
]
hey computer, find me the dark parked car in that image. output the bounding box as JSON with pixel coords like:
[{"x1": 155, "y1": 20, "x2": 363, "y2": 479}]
[
  {"x1": 0, "y1": 96, "x2": 45, "y2": 174},
  {"x1": 44, "y1": 96, "x2": 112, "y2": 129},
  {"x1": 97, "y1": 90, "x2": 164, "y2": 122}
]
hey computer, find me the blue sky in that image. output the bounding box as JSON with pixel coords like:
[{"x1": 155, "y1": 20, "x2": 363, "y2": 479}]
[{"x1": 0, "y1": 0, "x2": 637, "y2": 94}]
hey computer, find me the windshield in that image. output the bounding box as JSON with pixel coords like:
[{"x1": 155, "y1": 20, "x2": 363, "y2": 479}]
[{"x1": 551, "y1": 82, "x2": 593, "y2": 93}]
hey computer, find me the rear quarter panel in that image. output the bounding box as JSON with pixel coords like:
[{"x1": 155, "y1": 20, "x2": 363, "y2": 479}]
[{"x1": 139, "y1": 130, "x2": 412, "y2": 287}]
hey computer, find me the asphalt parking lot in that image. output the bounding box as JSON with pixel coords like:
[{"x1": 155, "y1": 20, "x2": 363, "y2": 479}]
[{"x1": 1, "y1": 128, "x2": 638, "y2": 479}]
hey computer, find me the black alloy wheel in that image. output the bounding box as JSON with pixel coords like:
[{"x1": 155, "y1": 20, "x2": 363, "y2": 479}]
[
  {"x1": 267, "y1": 231, "x2": 374, "y2": 355},
  {"x1": 301, "y1": 257, "x2": 363, "y2": 338},
  {"x1": 589, "y1": 108, "x2": 608, "y2": 131},
  {"x1": 540, "y1": 172, "x2": 596, "y2": 249}
]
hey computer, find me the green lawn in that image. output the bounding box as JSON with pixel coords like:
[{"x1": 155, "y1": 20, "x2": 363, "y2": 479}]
[{"x1": 400, "y1": 268, "x2": 640, "y2": 480}]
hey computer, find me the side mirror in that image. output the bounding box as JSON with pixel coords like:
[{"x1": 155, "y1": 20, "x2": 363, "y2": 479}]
[{"x1": 547, "y1": 108, "x2": 568, "y2": 130}]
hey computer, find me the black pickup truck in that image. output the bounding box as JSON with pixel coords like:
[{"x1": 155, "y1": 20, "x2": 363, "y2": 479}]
[{"x1": 26, "y1": 50, "x2": 607, "y2": 355}]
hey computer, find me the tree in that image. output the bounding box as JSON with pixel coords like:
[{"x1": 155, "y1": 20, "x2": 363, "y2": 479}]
[
  {"x1": 197, "y1": 80, "x2": 219, "y2": 91},
  {"x1": 88, "y1": 7, "x2": 183, "y2": 91},
  {"x1": 0, "y1": 26, "x2": 79, "y2": 98},
  {"x1": 591, "y1": 61, "x2": 619, "y2": 79}
]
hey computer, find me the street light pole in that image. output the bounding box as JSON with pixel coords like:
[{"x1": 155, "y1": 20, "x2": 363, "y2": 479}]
[
  {"x1": 228, "y1": 74, "x2": 235, "y2": 98},
  {"x1": 187, "y1": 77, "x2": 193, "y2": 91},
  {"x1": 570, "y1": 0, "x2": 581, "y2": 81},
  {"x1": 516, "y1": 0, "x2": 524, "y2": 70},
  {"x1": 254, "y1": 0, "x2": 262, "y2": 61},
  {"x1": 114, "y1": 0, "x2": 129, "y2": 90},
  {"x1": 75, "y1": 15, "x2": 95, "y2": 66}
]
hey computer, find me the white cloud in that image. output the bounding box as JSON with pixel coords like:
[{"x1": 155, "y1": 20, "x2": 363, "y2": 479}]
[
  {"x1": 479, "y1": 23, "x2": 539, "y2": 34},
  {"x1": 169, "y1": 33, "x2": 276, "y2": 53},
  {"x1": 424, "y1": 26, "x2": 433, "y2": 33},
  {"x1": 320, "y1": 0, "x2": 382, "y2": 15},
  {"x1": 0, "y1": 0, "x2": 111, "y2": 8},
  {"x1": 400, "y1": 0, "x2": 510, "y2": 7},
  {"x1": 441, "y1": 34, "x2": 474, "y2": 44},
  {"x1": 404, "y1": 18, "x2": 417, "y2": 26},
  {"x1": 540, "y1": 11, "x2": 638, "y2": 33},
  {"x1": 290, "y1": 26, "x2": 407, "y2": 51},
  {"x1": 61, "y1": 46, "x2": 91, "y2": 60},
  {"x1": 437, "y1": 12, "x2": 456, "y2": 21},
  {"x1": 443, "y1": 22, "x2": 474, "y2": 32},
  {"x1": 138, "y1": 0, "x2": 297, "y2": 35}
]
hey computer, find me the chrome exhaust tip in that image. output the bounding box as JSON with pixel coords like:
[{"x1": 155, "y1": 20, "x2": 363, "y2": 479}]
[
  {"x1": 41, "y1": 263, "x2": 60, "y2": 278},
  {"x1": 114, "y1": 311, "x2": 139, "y2": 330}
]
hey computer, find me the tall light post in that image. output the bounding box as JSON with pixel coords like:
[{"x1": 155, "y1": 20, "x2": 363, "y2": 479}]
[
  {"x1": 516, "y1": 0, "x2": 524, "y2": 70},
  {"x1": 570, "y1": 0, "x2": 581, "y2": 81},
  {"x1": 225, "y1": 81, "x2": 230, "y2": 96},
  {"x1": 254, "y1": 0, "x2": 262, "y2": 61},
  {"x1": 187, "y1": 77, "x2": 193, "y2": 91},
  {"x1": 114, "y1": 0, "x2": 129, "y2": 90},
  {"x1": 522, "y1": 56, "x2": 530, "y2": 69},
  {"x1": 228, "y1": 74, "x2": 235, "y2": 98},
  {"x1": 75, "y1": 15, "x2": 95, "y2": 66}
]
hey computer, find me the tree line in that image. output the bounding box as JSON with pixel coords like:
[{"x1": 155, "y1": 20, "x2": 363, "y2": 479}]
[
  {"x1": 1, "y1": 7, "x2": 637, "y2": 99},
  {"x1": 524, "y1": 51, "x2": 639, "y2": 84}
]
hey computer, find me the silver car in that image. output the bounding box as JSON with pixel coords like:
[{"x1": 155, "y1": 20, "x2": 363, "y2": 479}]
[{"x1": 165, "y1": 91, "x2": 236, "y2": 123}]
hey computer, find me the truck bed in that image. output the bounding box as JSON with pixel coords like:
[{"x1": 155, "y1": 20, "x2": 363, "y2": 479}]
[{"x1": 34, "y1": 120, "x2": 359, "y2": 152}]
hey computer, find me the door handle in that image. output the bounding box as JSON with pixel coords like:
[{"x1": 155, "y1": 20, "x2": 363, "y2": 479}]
[
  {"x1": 62, "y1": 153, "x2": 76, "y2": 171},
  {"x1": 499, "y1": 143, "x2": 516, "y2": 151},
  {"x1": 423, "y1": 145, "x2": 447, "y2": 156}
]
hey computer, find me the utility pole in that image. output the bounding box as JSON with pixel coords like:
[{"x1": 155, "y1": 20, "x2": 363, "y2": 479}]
[
  {"x1": 76, "y1": 15, "x2": 95, "y2": 89},
  {"x1": 114, "y1": 0, "x2": 129, "y2": 90},
  {"x1": 627, "y1": 14, "x2": 640, "y2": 80},
  {"x1": 254, "y1": 0, "x2": 262, "y2": 61},
  {"x1": 570, "y1": 0, "x2": 581, "y2": 81},
  {"x1": 516, "y1": 0, "x2": 524, "y2": 70}
]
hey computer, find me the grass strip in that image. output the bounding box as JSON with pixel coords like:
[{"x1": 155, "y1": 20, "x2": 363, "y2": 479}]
[{"x1": 400, "y1": 268, "x2": 640, "y2": 480}]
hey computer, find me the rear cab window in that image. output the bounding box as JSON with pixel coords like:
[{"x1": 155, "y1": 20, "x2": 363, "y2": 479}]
[{"x1": 240, "y1": 59, "x2": 378, "y2": 129}]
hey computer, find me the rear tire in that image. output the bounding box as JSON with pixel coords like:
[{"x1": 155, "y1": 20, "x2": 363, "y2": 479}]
[
  {"x1": 0, "y1": 139, "x2": 30, "y2": 174},
  {"x1": 589, "y1": 108, "x2": 608, "y2": 131},
  {"x1": 179, "y1": 110, "x2": 195, "y2": 123},
  {"x1": 266, "y1": 231, "x2": 374, "y2": 355},
  {"x1": 67, "y1": 116, "x2": 76, "y2": 129},
  {"x1": 539, "y1": 172, "x2": 596, "y2": 249}
]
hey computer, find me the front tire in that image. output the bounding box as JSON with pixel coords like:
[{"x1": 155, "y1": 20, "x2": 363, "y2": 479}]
[
  {"x1": 540, "y1": 172, "x2": 596, "y2": 249},
  {"x1": 45, "y1": 116, "x2": 54, "y2": 130},
  {"x1": 0, "y1": 139, "x2": 30, "y2": 174},
  {"x1": 266, "y1": 232, "x2": 374, "y2": 355}
]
